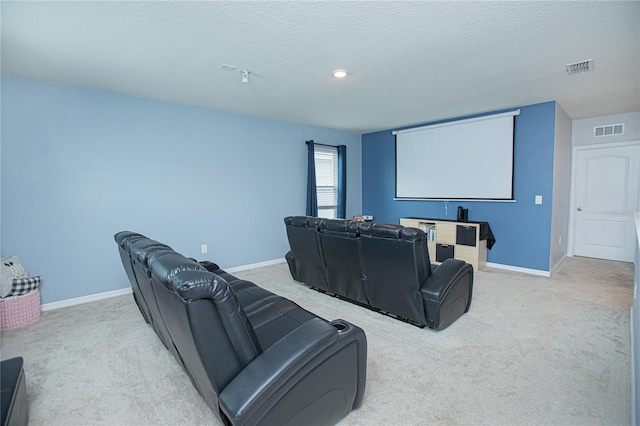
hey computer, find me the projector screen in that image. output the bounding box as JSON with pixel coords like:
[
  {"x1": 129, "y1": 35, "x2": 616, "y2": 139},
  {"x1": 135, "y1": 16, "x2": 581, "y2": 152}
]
[{"x1": 395, "y1": 110, "x2": 519, "y2": 200}]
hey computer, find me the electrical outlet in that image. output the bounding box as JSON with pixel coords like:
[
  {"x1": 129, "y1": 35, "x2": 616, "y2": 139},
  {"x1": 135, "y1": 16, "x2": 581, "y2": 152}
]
[
  {"x1": 201, "y1": 244, "x2": 207, "y2": 254},
  {"x1": 535, "y1": 195, "x2": 543, "y2": 205}
]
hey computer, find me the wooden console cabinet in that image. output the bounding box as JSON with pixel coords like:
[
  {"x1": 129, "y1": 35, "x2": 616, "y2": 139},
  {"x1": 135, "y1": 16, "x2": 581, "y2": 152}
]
[{"x1": 400, "y1": 217, "x2": 488, "y2": 271}]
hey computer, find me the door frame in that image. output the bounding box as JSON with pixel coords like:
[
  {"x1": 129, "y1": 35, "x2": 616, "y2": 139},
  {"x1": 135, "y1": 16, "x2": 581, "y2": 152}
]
[{"x1": 568, "y1": 140, "x2": 640, "y2": 258}]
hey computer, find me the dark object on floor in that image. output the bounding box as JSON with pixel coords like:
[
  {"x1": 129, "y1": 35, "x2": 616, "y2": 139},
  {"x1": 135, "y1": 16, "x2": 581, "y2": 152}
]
[
  {"x1": 1, "y1": 357, "x2": 29, "y2": 426},
  {"x1": 284, "y1": 216, "x2": 474, "y2": 330},
  {"x1": 115, "y1": 231, "x2": 367, "y2": 426}
]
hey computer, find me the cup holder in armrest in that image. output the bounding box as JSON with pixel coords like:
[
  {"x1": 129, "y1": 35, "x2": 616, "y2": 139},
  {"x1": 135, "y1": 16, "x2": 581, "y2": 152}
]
[{"x1": 330, "y1": 320, "x2": 350, "y2": 333}]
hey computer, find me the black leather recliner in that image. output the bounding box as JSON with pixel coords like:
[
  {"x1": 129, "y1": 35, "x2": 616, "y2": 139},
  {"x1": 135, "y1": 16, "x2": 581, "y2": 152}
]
[
  {"x1": 357, "y1": 223, "x2": 431, "y2": 324},
  {"x1": 115, "y1": 231, "x2": 367, "y2": 426},
  {"x1": 283, "y1": 216, "x2": 328, "y2": 291},
  {"x1": 317, "y1": 219, "x2": 369, "y2": 305},
  {"x1": 125, "y1": 236, "x2": 176, "y2": 355},
  {"x1": 115, "y1": 231, "x2": 151, "y2": 322},
  {"x1": 284, "y1": 216, "x2": 473, "y2": 330}
]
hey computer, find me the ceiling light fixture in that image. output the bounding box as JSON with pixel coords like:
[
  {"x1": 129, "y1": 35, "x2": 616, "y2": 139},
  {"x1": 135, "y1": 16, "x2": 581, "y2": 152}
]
[
  {"x1": 241, "y1": 69, "x2": 251, "y2": 84},
  {"x1": 221, "y1": 64, "x2": 251, "y2": 84},
  {"x1": 333, "y1": 69, "x2": 349, "y2": 78}
]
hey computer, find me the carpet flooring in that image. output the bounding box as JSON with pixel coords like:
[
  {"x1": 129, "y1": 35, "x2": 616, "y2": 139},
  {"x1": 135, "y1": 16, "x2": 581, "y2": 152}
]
[{"x1": 0, "y1": 256, "x2": 634, "y2": 425}]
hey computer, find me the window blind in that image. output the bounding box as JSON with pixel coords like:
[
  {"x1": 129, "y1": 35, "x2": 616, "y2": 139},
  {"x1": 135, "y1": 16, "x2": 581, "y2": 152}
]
[{"x1": 315, "y1": 145, "x2": 338, "y2": 215}]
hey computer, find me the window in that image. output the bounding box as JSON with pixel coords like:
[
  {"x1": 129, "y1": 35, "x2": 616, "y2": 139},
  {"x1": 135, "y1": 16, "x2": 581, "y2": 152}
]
[
  {"x1": 306, "y1": 140, "x2": 346, "y2": 219},
  {"x1": 315, "y1": 145, "x2": 338, "y2": 219}
]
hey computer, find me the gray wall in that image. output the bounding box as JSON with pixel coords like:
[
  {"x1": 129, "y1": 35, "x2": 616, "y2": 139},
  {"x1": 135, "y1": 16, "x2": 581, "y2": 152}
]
[{"x1": 572, "y1": 111, "x2": 640, "y2": 146}]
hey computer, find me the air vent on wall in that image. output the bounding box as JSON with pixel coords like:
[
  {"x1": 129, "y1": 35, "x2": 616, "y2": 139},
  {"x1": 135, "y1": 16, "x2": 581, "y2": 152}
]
[
  {"x1": 593, "y1": 123, "x2": 624, "y2": 137},
  {"x1": 566, "y1": 59, "x2": 594, "y2": 74}
]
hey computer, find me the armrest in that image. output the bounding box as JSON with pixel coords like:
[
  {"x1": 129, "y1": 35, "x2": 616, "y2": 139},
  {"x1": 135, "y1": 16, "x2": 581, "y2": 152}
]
[
  {"x1": 219, "y1": 318, "x2": 338, "y2": 424},
  {"x1": 199, "y1": 260, "x2": 221, "y2": 272},
  {"x1": 284, "y1": 250, "x2": 299, "y2": 281},
  {"x1": 421, "y1": 258, "x2": 473, "y2": 302}
]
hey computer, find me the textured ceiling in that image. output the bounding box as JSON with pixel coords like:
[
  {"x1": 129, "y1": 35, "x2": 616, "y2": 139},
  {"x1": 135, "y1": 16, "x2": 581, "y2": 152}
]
[{"x1": 2, "y1": 1, "x2": 639, "y2": 133}]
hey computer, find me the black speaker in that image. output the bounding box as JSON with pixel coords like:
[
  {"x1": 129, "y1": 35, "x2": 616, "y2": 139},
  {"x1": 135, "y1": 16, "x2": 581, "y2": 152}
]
[{"x1": 457, "y1": 207, "x2": 469, "y2": 222}]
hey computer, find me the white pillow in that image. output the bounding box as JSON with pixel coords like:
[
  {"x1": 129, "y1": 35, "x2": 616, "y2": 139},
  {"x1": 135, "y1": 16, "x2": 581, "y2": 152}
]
[{"x1": 1, "y1": 256, "x2": 29, "y2": 298}]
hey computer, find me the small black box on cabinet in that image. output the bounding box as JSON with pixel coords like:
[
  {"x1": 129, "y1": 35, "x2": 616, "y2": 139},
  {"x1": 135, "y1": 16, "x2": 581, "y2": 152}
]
[
  {"x1": 456, "y1": 225, "x2": 477, "y2": 246},
  {"x1": 436, "y1": 244, "x2": 455, "y2": 262}
]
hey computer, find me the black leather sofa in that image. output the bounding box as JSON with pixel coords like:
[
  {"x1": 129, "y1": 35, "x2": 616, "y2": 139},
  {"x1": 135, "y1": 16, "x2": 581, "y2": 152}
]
[
  {"x1": 115, "y1": 231, "x2": 367, "y2": 426},
  {"x1": 284, "y1": 216, "x2": 474, "y2": 330}
]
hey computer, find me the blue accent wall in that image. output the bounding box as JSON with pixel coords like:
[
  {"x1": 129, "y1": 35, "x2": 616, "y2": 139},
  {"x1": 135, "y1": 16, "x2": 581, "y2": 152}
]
[
  {"x1": 362, "y1": 101, "x2": 557, "y2": 271},
  {"x1": 1, "y1": 75, "x2": 362, "y2": 304}
]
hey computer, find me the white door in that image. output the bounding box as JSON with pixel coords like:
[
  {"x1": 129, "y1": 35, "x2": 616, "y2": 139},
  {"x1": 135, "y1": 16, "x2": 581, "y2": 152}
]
[{"x1": 574, "y1": 142, "x2": 640, "y2": 262}]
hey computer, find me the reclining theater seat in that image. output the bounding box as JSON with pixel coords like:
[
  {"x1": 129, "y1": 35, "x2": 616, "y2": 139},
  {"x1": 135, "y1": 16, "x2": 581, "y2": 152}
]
[
  {"x1": 317, "y1": 219, "x2": 369, "y2": 305},
  {"x1": 114, "y1": 231, "x2": 367, "y2": 426},
  {"x1": 115, "y1": 231, "x2": 176, "y2": 331},
  {"x1": 357, "y1": 223, "x2": 430, "y2": 324},
  {"x1": 128, "y1": 238, "x2": 177, "y2": 351},
  {"x1": 358, "y1": 223, "x2": 473, "y2": 329},
  {"x1": 147, "y1": 250, "x2": 208, "y2": 367},
  {"x1": 114, "y1": 231, "x2": 151, "y2": 322},
  {"x1": 283, "y1": 216, "x2": 329, "y2": 291},
  {"x1": 283, "y1": 217, "x2": 474, "y2": 330},
  {"x1": 200, "y1": 265, "x2": 323, "y2": 350}
]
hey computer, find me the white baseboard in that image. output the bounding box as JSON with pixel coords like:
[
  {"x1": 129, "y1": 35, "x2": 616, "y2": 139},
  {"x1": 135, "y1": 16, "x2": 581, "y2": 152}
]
[
  {"x1": 549, "y1": 255, "x2": 569, "y2": 276},
  {"x1": 226, "y1": 258, "x2": 286, "y2": 273},
  {"x1": 485, "y1": 262, "x2": 551, "y2": 277},
  {"x1": 41, "y1": 258, "x2": 286, "y2": 311},
  {"x1": 41, "y1": 287, "x2": 133, "y2": 311}
]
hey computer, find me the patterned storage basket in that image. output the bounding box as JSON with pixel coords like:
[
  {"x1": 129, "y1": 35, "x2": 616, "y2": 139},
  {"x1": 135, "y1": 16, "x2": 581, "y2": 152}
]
[{"x1": 0, "y1": 289, "x2": 41, "y2": 331}]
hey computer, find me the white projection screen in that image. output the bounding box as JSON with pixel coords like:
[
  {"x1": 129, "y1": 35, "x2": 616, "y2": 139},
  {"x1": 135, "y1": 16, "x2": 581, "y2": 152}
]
[{"x1": 395, "y1": 110, "x2": 519, "y2": 200}]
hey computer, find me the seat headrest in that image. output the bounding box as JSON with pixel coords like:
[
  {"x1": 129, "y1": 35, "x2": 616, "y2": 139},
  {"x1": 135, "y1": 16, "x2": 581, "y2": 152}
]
[
  {"x1": 173, "y1": 269, "x2": 224, "y2": 300},
  {"x1": 173, "y1": 269, "x2": 262, "y2": 364},
  {"x1": 129, "y1": 239, "x2": 173, "y2": 266},
  {"x1": 285, "y1": 216, "x2": 309, "y2": 227},
  {"x1": 148, "y1": 251, "x2": 205, "y2": 290},
  {"x1": 307, "y1": 217, "x2": 324, "y2": 228},
  {"x1": 285, "y1": 216, "x2": 324, "y2": 228},
  {"x1": 319, "y1": 219, "x2": 359, "y2": 235},
  {"x1": 359, "y1": 223, "x2": 425, "y2": 242},
  {"x1": 114, "y1": 231, "x2": 145, "y2": 249},
  {"x1": 399, "y1": 227, "x2": 425, "y2": 242}
]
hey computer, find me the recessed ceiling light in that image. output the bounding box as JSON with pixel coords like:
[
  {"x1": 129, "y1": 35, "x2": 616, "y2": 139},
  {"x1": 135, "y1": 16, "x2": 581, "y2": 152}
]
[{"x1": 333, "y1": 69, "x2": 349, "y2": 78}]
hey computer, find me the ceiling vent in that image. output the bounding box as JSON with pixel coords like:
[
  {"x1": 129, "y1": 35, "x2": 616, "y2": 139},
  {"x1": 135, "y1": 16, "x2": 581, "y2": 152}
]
[
  {"x1": 566, "y1": 59, "x2": 594, "y2": 75},
  {"x1": 593, "y1": 123, "x2": 624, "y2": 137}
]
